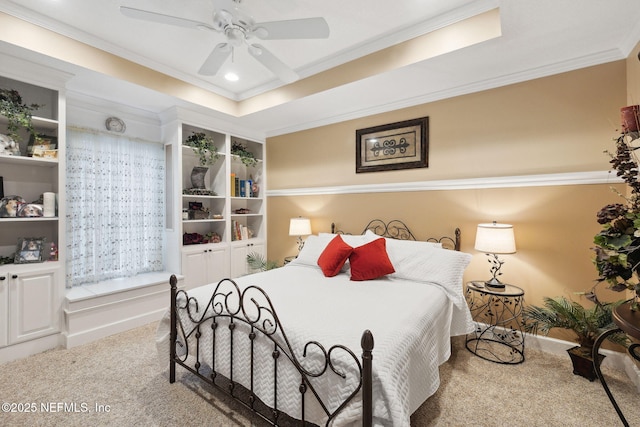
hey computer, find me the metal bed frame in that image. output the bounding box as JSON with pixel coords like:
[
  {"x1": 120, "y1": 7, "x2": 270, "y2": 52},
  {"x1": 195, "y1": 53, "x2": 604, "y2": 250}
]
[{"x1": 167, "y1": 220, "x2": 461, "y2": 426}]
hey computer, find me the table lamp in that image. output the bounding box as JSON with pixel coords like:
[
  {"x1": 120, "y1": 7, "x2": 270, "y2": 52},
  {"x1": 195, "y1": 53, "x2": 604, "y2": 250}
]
[
  {"x1": 289, "y1": 217, "x2": 311, "y2": 252},
  {"x1": 474, "y1": 221, "x2": 516, "y2": 289}
]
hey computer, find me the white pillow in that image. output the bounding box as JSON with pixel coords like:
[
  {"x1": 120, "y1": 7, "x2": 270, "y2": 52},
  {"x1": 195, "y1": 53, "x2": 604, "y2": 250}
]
[
  {"x1": 318, "y1": 232, "x2": 375, "y2": 248},
  {"x1": 363, "y1": 229, "x2": 443, "y2": 272},
  {"x1": 391, "y1": 246, "x2": 472, "y2": 310},
  {"x1": 288, "y1": 234, "x2": 334, "y2": 268},
  {"x1": 292, "y1": 233, "x2": 376, "y2": 272}
]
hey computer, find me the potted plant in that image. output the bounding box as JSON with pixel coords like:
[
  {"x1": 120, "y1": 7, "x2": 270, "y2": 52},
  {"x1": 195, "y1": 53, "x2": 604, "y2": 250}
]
[
  {"x1": 0, "y1": 88, "x2": 42, "y2": 143},
  {"x1": 231, "y1": 140, "x2": 258, "y2": 167},
  {"x1": 591, "y1": 128, "x2": 640, "y2": 311},
  {"x1": 185, "y1": 132, "x2": 219, "y2": 166},
  {"x1": 523, "y1": 297, "x2": 628, "y2": 381},
  {"x1": 246, "y1": 252, "x2": 279, "y2": 272}
]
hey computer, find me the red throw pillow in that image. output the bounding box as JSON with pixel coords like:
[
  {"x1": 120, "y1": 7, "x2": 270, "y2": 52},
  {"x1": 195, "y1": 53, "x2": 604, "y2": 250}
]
[
  {"x1": 349, "y1": 238, "x2": 395, "y2": 281},
  {"x1": 317, "y1": 235, "x2": 353, "y2": 277}
]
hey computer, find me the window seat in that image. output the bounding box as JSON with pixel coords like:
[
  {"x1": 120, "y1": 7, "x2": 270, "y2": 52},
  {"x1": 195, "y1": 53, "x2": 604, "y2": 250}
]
[{"x1": 63, "y1": 271, "x2": 183, "y2": 348}]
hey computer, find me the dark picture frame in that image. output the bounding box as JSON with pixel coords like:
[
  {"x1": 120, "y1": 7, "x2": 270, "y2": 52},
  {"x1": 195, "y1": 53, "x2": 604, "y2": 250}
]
[
  {"x1": 14, "y1": 237, "x2": 46, "y2": 264},
  {"x1": 356, "y1": 117, "x2": 429, "y2": 173}
]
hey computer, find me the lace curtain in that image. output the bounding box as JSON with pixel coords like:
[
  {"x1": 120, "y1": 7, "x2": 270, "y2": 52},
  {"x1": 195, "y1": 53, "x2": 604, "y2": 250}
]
[{"x1": 66, "y1": 127, "x2": 165, "y2": 287}]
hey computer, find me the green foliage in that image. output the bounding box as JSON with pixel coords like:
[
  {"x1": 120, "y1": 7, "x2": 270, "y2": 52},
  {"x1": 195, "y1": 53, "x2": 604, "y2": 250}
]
[
  {"x1": 185, "y1": 132, "x2": 220, "y2": 166},
  {"x1": 231, "y1": 140, "x2": 258, "y2": 167},
  {"x1": 592, "y1": 133, "x2": 640, "y2": 309},
  {"x1": 523, "y1": 296, "x2": 628, "y2": 349},
  {"x1": 0, "y1": 254, "x2": 14, "y2": 265},
  {"x1": 246, "y1": 252, "x2": 279, "y2": 272},
  {"x1": 0, "y1": 88, "x2": 42, "y2": 142}
]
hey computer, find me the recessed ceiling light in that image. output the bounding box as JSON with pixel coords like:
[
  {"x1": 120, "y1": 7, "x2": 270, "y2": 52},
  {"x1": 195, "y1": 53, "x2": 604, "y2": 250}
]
[{"x1": 224, "y1": 72, "x2": 239, "y2": 82}]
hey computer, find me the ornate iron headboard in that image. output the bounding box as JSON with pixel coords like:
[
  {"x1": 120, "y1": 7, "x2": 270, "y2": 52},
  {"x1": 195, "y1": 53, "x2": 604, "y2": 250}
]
[{"x1": 331, "y1": 219, "x2": 461, "y2": 251}]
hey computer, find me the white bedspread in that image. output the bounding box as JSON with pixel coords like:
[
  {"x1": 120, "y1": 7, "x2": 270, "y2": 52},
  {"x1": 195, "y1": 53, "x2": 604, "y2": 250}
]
[{"x1": 157, "y1": 261, "x2": 473, "y2": 426}]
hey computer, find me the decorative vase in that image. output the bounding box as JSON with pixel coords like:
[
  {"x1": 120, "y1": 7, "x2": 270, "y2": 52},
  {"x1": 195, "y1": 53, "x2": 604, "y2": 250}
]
[
  {"x1": 621, "y1": 105, "x2": 639, "y2": 132},
  {"x1": 190, "y1": 166, "x2": 208, "y2": 189}
]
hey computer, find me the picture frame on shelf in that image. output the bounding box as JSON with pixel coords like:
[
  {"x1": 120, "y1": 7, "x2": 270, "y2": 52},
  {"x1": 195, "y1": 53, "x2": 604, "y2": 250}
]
[
  {"x1": 355, "y1": 116, "x2": 429, "y2": 173},
  {"x1": 14, "y1": 237, "x2": 46, "y2": 264},
  {"x1": 0, "y1": 195, "x2": 26, "y2": 217},
  {"x1": 32, "y1": 147, "x2": 58, "y2": 159},
  {"x1": 27, "y1": 134, "x2": 57, "y2": 157}
]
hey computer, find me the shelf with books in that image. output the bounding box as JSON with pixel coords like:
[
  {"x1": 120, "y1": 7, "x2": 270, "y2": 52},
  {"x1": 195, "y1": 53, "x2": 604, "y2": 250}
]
[
  {"x1": 230, "y1": 215, "x2": 263, "y2": 242},
  {"x1": 169, "y1": 113, "x2": 265, "y2": 280}
]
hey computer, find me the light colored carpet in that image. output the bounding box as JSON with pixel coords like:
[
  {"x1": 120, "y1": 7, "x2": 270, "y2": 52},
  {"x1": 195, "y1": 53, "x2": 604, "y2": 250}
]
[{"x1": 0, "y1": 321, "x2": 638, "y2": 427}]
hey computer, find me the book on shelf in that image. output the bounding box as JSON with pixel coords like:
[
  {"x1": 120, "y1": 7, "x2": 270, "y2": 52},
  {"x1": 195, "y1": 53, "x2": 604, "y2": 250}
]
[
  {"x1": 230, "y1": 173, "x2": 236, "y2": 197},
  {"x1": 231, "y1": 220, "x2": 252, "y2": 241},
  {"x1": 231, "y1": 174, "x2": 254, "y2": 198}
]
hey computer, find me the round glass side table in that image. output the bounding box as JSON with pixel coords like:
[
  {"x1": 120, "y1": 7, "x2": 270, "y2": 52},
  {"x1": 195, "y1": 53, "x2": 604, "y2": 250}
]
[{"x1": 465, "y1": 281, "x2": 525, "y2": 364}]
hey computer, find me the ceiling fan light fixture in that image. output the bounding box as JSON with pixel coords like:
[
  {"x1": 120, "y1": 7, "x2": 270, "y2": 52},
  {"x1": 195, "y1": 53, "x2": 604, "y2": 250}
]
[
  {"x1": 120, "y1": 2, "x2": 327, "y2": 83},
  {"x1": 225, "y1": 25, "x2": 245, "y2": 47}
]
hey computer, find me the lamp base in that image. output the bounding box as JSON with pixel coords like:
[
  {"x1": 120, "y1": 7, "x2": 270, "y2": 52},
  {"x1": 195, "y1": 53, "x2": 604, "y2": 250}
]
[{"x1": 484, "y1": 278, "x2": 506, "y2": 289}]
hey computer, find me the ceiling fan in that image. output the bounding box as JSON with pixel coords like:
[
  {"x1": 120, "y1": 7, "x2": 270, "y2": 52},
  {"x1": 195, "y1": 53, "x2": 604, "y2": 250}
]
[{"x1": 120, "y1": 0, "x2": 330, "y2": 83}]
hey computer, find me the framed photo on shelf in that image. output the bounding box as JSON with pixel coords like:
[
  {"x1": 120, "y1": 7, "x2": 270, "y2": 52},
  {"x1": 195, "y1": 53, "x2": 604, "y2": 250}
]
[
  {"x1": 27, "y1": 134, "x2": 58, "y2": 157},
  {"x1": 14, "y1": 237, "x2": 46, "y2": 264},
  {"x1": 32, "y1": 148, "x2": 58, "y2": 159},
  {"x1": 355, "y1": 117, "x2": 429, "y2": 173}
]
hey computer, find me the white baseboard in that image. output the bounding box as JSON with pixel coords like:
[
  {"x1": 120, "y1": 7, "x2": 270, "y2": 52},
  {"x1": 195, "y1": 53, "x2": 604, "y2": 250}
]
[
  {"x1": 63, "y1": 309, "x2": 165, "y2": 349},
  {"x1": 0, "y1": 334, "x2": 61, "y2": 364}
]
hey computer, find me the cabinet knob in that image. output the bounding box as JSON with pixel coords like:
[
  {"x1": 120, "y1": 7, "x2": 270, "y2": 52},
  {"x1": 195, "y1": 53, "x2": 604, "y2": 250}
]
[
  {"x1": 0, "y1": 276, "x2": 5, "y2": 281},
  {"x1": 12, "y1": 274, "x2": 18, "y2": 279}
]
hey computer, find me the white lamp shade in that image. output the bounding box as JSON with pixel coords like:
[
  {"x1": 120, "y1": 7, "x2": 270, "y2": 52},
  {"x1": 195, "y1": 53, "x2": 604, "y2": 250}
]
[
  {"x1": 289, "y1": 217, "x2": 312, "y2": 236},
  {"x1": 474, "y1": 222, "x2": 516, "y2": 254}
]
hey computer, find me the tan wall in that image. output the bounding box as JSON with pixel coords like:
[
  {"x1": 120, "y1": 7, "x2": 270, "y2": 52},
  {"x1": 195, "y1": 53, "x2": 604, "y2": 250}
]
[
  {"x1": 268, "y1": 62, "x2": 625, "y2": 189},
  {"x1": 628, "y1": 41, "x2": 640, "y2": 105},
  {"x1": 265, "y1": 60, "x2": 631, "y2": 343}
]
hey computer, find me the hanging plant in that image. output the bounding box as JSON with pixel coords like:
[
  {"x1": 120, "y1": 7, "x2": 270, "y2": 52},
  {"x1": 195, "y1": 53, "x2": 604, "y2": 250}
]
[
  {"x1": 185, "y1": 132, "x2": 220, "y2": 166},
  {"x1": 231, "y1": 140, "x2": 258, "y2": 167},
  {"x1": 0, "y1": 88, "x2": 42, "y2": 142}
]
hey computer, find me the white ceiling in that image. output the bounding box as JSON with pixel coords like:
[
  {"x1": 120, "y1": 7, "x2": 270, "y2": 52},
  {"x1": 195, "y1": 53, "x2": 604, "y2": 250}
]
[{"x1": 1, "y1": 0, "x2": 640, "y2": 137}]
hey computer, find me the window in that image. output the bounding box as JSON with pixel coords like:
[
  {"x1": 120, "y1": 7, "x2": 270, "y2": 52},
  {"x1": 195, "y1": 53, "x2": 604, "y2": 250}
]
[{"x1": 66, "y1": 128, "x2": 165, "y2": 287}]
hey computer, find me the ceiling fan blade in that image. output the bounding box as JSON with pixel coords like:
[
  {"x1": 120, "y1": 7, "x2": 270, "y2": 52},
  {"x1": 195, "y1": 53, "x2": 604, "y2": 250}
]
[
  {"x1": 248, "y1": 44, "x2": 299, "y2": 83},
  {"x1": 120, "y1": 6, "x2": 214, "y2": 31},
  {"x1": 199, "y1": 43, "x2": 232, "y2": 75},
  {"x1": 252, "y1": 17, "x2": 329, "y2": 40}
]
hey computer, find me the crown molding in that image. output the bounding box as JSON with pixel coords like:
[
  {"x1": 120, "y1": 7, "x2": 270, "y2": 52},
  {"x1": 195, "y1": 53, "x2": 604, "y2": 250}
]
[{"x1": 265, "y1": 48, "x2": 626, "y2": 137}]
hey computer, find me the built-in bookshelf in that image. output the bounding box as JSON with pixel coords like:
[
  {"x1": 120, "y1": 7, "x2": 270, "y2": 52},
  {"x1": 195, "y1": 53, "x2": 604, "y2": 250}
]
[
  {"x1": 163, "y1": 111, "x2": 266, "y2": 288},
  {"x1": 0, "y1": 66, "x2": 68, "y2": 360}
]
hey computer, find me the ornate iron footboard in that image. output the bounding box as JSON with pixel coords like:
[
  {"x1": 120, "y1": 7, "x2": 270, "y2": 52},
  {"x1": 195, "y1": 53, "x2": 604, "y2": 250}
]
[{"x1": 168, "y1": 274, "x2": 374, "y2": 427}]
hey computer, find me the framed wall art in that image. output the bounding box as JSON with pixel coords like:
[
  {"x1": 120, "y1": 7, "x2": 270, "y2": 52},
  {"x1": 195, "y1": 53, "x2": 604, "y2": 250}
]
[
  {"x1": 15, "y1": 237, "x2": 46, "y2": 264},
  {"x1": 356, "y1": 117, "x2": 429, "y2": 173}
]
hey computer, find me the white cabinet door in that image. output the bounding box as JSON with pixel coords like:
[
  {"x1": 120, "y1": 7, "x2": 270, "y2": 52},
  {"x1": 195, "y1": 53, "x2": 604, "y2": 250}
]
[
  {"x1": 231, "y1": 241, "x2": 264, "y2": 278},
  {"x1": 181, "y1": 248, "x2": 209, "y2": 289},
  {"x1": 206, "y1": 245, "x2": 230, "y2": 284},
  {"x1": 181, "y1": 244, "x2": 230, "y2": 289},
  {"x1": 8, "y1": 266, "x2": 60, "y2": 344}
]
